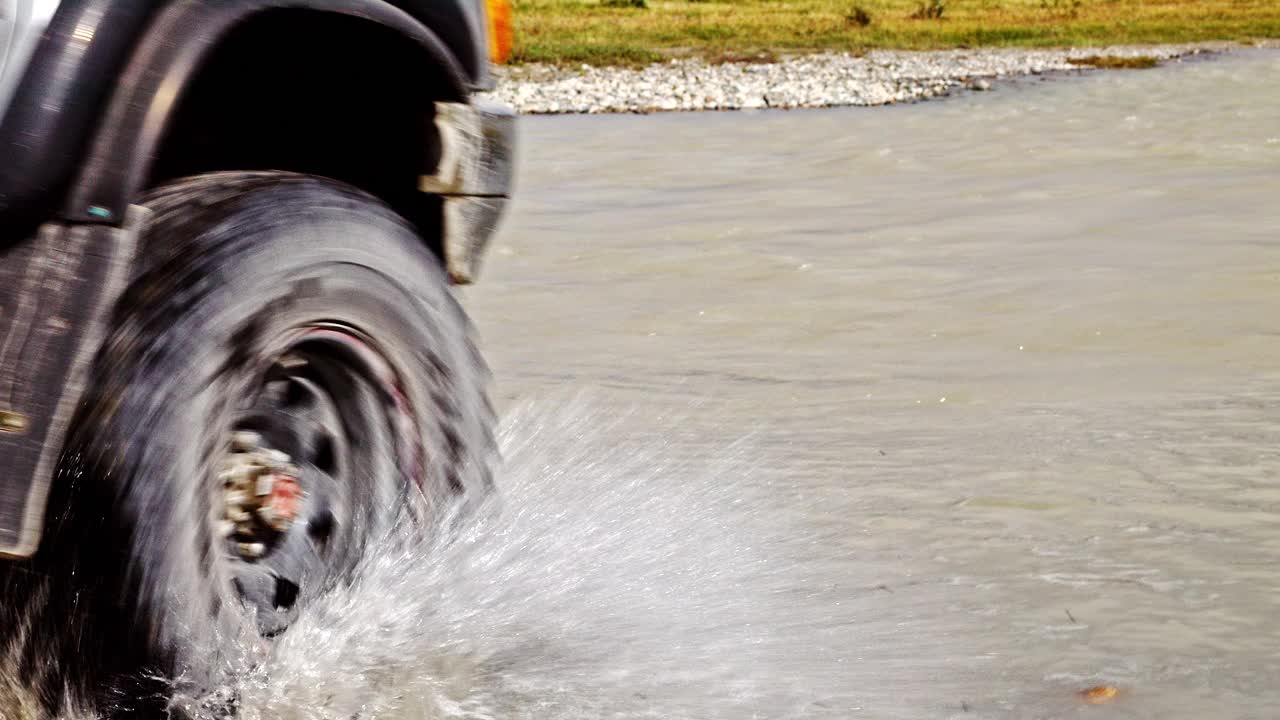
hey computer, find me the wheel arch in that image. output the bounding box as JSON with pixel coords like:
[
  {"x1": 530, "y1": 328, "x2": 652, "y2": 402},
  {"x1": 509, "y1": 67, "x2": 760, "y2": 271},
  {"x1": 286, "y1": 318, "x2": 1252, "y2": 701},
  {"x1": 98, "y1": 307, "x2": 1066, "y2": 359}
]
[{"x1": 62, "y1": 0, "x2": 473, "y2": 256}]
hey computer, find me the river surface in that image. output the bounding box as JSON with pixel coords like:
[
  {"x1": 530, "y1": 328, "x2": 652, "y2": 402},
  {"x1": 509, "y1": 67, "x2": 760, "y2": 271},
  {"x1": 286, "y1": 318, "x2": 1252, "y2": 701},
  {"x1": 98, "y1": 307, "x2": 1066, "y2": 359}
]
[
  {"x1": 6, "y1": 49, "x2": 1280, "y2": 720},
  {"x1": 462, "y1": 49, "x2": 1280, "y2": 719}
]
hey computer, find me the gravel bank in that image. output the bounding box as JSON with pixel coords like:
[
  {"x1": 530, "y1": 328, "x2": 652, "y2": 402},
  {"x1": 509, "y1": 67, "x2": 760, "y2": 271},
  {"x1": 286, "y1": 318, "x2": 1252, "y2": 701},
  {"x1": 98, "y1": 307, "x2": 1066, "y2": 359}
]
[{"x1": 486, "y1": 43, "x2": 1238, "y2": 114}]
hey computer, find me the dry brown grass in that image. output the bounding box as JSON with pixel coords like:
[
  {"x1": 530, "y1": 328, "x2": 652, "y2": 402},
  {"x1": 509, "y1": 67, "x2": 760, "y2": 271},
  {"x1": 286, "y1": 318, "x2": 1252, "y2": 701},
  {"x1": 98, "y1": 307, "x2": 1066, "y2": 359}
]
[{"x1": 1067, "y1": 54, "x2": 1161, "y2": 68}]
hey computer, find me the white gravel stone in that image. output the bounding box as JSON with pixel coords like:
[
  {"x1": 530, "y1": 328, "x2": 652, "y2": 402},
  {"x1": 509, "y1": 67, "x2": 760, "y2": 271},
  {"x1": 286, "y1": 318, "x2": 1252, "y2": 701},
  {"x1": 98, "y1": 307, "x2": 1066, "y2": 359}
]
[{"x1": 483, "y1": 43, "x2": 1234, "y2": 115}]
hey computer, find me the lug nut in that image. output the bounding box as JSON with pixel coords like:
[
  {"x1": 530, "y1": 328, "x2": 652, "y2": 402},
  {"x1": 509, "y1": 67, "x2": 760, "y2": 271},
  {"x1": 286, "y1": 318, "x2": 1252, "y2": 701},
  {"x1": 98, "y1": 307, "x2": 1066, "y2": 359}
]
[
  {"x1": 261, "y1": 448, "x2": 291, "y2": 465},
  {"x1": 237, "y1": 542, "x2": 265, "y2": 558},
  {"x1": 255, "y1": 474, "x2": 275, "y2": 497},
  {"x1": 231, "y1": 431, "x2": 262, "y2": 452}
]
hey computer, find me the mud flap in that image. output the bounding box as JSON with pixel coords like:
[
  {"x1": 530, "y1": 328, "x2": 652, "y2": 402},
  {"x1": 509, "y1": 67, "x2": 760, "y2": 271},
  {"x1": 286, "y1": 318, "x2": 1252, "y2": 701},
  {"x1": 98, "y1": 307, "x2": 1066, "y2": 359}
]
[
  {"x1": 419, "y1": 101, "x2": 515, "y2": 284},
  {"x1": 0, "y1": 214, "x2": 141, "y2": 558}
]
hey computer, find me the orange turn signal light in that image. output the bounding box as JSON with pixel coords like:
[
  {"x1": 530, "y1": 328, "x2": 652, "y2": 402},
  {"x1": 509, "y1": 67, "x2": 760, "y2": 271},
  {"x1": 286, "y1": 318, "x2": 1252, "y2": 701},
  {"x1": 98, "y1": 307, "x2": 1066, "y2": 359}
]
[{"x1": 485, "y1": 0, "x2": 514, "y2": 64}]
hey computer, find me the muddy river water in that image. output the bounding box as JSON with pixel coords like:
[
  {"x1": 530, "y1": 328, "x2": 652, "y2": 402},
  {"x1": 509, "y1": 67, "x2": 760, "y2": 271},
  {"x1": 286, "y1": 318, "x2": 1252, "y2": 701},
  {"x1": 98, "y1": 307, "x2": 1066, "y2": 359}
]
[
  {"x1": 5, "y1": 49, "x2": 1279, "y2": 720},
  {"x1": 461, "y1": 49, "x2": 1280, "y2": 719}
]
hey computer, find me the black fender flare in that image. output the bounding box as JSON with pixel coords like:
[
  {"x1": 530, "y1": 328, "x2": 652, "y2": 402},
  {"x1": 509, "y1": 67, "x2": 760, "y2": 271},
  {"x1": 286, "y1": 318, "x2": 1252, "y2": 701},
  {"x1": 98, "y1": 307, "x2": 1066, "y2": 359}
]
[{"x1": 62, "y1": 0, "x2": 472, "y2": 224}]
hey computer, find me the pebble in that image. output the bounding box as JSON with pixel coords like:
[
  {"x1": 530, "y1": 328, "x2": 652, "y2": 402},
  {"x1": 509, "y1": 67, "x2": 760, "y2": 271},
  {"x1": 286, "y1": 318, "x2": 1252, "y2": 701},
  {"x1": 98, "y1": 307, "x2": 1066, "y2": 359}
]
[{"x1": 484, "y1": 44, "x2": 1225, "y2": 115}]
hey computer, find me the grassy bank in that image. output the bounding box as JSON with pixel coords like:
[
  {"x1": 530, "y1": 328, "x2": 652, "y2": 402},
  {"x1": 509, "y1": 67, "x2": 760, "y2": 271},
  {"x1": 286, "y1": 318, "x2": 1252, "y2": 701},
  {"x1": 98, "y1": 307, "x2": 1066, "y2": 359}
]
[{"x1": 511, "y1": 0, "x2": 1280, "y2": 65}]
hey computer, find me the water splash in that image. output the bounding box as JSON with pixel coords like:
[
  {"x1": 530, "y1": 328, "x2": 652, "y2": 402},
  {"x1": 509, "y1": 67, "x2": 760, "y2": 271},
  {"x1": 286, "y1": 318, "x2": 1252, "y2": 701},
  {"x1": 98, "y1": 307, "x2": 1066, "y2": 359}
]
[
  {"x1": 6, "y1": 396, "x2": 982, "y2": 719},
  {"x1": 197, "y1": 397, "x2": 812, "y2": 719}
]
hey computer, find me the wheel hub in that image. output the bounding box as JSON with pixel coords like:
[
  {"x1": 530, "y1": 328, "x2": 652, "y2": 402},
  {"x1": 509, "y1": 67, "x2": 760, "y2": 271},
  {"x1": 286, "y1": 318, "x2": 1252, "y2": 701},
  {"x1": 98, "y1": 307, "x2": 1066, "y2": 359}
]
[
  {"x1": 214, "y1": 325, "x2": 422, "y2": 636},
  {"x1": 219, "y1": 431, "x2": 306, "y2": 558}
]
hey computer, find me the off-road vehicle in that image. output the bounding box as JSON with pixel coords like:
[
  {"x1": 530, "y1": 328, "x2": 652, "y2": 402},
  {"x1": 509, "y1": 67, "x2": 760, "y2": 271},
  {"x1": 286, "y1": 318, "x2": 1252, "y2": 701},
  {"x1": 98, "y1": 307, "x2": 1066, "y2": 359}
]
[{"x1": 0, "y1": 0, "x2": 514, "y2": 713}]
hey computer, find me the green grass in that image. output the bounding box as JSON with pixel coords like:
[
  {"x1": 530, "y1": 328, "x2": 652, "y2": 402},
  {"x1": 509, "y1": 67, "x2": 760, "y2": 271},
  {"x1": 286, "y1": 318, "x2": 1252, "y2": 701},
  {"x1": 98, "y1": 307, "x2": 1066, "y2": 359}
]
[{"x1": 509, "y1": 0, "x2": 1280, "y2": 65}]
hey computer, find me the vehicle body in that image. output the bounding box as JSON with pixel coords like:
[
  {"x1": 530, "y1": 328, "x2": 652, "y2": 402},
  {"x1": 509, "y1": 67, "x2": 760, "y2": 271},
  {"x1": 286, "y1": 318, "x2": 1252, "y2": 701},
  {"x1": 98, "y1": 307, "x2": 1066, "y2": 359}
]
[{"x1": 0, "y1": 0, "x2": 513, "y2": 713}]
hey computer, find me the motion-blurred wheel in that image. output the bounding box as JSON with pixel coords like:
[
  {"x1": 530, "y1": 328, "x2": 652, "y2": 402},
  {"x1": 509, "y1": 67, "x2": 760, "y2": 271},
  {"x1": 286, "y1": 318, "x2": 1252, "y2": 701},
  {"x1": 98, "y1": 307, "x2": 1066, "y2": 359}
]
[{"x1": 18, "y1": 172, "x2": 494, "y2": 716}]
